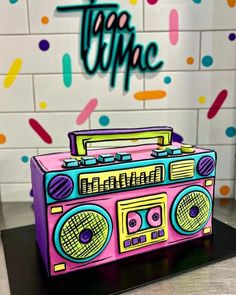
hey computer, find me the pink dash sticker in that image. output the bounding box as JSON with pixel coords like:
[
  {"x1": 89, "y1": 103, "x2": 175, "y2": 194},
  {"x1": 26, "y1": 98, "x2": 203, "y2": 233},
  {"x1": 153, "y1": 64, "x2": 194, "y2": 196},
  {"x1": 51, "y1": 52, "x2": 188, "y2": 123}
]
[
  {"x1": 29, "y1": 118, "x2": 53, "y2": 144},
  {"x1": 169, "y1": 9, "x2": 179, "y2": 46},
  {"x1": 207, "y1": 89, "x2": 228, "y2": 119},
  {"x1": 76, "y1": 98, "x2": 98, "y2": 125}
]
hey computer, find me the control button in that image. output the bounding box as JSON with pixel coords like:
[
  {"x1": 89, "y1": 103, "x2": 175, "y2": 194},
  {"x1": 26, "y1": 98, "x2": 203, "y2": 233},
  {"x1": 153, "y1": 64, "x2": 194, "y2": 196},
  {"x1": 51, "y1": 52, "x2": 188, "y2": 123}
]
[
  {"x1": 62, "y1": 158, "x2": 79, "y2": 168},
  {"x1": 151, "y1": 231, "x2": 158, "y2": 239},
  {"x1": 166, "y1": 147, "x2": 182, "y2": 155},
  {"x1": 181, "y1": 144, "x2": 195, "y2": 153},
  {"x1": 124, "y1": 239, "x2": 131, "y2": 248},
  {"x1": 98, "y1": 154, "x2": 115, "y2": 163},
  {"x1": 132, "y1": 237, "x2": 139, "y2": 245},
  {"x1": 81, "y1": 156, "x2": 97, "y2": 166},
  {"x1": 158, "y1": 229, "x2": 164, "y2": 237},
  {"x1": 139, "y1": 235, "x2": 147, "y2": 243},
  {"x1": 115, "y1": 152, "x2": 132, "y2": 161},
  {"x1": 151, "y1": 149, "x2": 168, "y2": 158}
]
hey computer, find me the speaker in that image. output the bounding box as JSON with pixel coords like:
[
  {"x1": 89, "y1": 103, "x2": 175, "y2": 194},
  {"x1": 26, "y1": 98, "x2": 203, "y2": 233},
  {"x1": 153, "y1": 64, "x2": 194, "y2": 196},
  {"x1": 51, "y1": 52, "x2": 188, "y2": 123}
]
[
  {"x1": 54, "y1": 205, "x2": 113, "y2": 263},
  {"x1": 171, "y1": 186, "x2": 212, "y2": 235}
]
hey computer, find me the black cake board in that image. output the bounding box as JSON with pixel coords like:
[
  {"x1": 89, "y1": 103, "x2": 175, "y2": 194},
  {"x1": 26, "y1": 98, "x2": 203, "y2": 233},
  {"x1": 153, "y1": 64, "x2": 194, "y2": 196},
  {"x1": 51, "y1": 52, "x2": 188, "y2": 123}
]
[{"x1": 2, "y1": 219, "x2": 236, "y2": 295}]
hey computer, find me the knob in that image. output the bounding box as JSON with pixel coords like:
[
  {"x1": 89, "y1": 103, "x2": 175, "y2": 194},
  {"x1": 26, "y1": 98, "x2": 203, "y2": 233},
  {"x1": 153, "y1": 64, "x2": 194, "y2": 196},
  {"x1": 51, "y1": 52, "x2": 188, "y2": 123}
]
[{"x1": 181, "y1": 144, "x2": 195, "y2": 153}]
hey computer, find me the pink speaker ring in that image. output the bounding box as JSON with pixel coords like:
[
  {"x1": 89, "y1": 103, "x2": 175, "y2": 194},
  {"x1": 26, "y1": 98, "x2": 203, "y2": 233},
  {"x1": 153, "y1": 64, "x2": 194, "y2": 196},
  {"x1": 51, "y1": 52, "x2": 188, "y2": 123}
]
[
  {"x1": 147, "y1": 207, "x2": 162, "y2": 227},
  {"x1": 127, "y1": 212, "x2": 142, "y2": 234}
]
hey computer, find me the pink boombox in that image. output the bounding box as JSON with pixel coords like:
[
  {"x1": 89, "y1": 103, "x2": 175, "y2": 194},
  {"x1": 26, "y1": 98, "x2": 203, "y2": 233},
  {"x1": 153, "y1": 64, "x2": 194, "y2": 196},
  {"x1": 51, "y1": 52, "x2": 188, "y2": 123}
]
[{"x1": 31, "y1": 126, "x2": 216, "y2": 276}]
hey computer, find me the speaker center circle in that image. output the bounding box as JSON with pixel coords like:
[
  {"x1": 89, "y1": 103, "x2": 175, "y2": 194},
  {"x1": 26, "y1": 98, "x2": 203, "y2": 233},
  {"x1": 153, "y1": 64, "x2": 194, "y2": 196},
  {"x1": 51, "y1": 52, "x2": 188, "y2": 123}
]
[
  {"x1": 79, "y1": 229, "x2": 93, "y2": 244},
  {"x1": 189, "y1": 206, "x2": 199, "y2": 218}
]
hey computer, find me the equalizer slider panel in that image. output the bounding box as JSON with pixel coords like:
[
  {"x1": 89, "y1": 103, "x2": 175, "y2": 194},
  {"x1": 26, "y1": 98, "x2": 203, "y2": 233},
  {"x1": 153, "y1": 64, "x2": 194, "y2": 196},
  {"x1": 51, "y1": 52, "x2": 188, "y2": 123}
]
[{"x1": 78, "y1": 165, "x2": 165, "y2": 195}]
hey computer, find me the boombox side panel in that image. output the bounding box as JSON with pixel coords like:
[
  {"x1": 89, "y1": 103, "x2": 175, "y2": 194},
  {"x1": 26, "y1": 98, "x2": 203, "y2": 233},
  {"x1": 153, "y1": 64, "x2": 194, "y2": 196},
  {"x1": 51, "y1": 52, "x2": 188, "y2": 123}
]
[{"x1": 31, "y1": 157, "x2": 49, "y2": 274}]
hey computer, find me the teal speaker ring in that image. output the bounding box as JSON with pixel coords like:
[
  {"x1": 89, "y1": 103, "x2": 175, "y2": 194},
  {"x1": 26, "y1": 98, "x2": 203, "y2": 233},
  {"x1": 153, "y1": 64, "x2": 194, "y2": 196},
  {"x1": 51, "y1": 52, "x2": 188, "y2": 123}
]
[
  {"x1": 171, "y1": 186, "x2": 212, "y2": 235},
  {"x1": 54, "y1": 205, "x2": 112, "y2": 263}
]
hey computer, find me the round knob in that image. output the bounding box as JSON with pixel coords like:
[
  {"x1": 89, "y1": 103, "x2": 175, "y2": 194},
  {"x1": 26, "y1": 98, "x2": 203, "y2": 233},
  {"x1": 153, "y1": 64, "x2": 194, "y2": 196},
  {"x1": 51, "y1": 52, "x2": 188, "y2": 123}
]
[
  {"x1": 197, "y1": 156, "x2": 215, "y2": 176},
  {"x1": 181, "y1": 144, "x2": 195, "y2": 153},
  {"x1": 48, "y1": 175, "x2": 73, "y2": 200}
]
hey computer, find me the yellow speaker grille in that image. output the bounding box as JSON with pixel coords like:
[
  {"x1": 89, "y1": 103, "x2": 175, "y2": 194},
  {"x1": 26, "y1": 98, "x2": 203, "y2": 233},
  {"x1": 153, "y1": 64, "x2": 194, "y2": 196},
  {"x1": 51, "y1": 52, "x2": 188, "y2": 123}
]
[
  {"x1": 60, "y1": 211, "x2": 109, "y2": 259},
  {"x1": 176, "y1": 191, "x2": 210, "y2": 232}
]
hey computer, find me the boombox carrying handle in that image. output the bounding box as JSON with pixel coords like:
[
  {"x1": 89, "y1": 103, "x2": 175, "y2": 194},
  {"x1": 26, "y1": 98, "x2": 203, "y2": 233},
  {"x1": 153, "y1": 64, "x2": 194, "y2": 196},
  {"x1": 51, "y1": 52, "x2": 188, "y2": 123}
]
[{"x1": 68, "y1": 126, "x2": 173, "y2": 158}]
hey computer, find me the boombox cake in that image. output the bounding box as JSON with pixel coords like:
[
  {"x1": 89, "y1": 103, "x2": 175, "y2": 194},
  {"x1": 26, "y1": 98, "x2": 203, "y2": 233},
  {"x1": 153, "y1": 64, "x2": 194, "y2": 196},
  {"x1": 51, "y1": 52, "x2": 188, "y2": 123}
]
[{"x1": 30, "y1": 126, "x2": 216, "y2": 276}]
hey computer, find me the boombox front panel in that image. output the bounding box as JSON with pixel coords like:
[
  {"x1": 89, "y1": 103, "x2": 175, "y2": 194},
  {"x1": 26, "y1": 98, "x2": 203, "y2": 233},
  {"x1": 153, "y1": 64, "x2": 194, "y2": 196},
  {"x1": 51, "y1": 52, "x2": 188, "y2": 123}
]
[{"x1": 47, "y1": 178, "x2": 214, "y2": 276}]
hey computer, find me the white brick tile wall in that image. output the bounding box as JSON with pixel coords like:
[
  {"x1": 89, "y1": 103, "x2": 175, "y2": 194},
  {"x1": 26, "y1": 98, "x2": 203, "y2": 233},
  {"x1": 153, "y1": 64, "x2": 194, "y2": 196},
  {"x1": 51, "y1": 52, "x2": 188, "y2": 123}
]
[{"x1": 0, "y1": 0, "x2": 235, "y2": 201}]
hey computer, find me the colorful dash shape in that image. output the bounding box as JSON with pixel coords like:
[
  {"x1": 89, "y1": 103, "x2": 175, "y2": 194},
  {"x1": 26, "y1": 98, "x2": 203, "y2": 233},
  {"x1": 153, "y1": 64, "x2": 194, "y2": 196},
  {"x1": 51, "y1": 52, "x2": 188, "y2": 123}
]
[
  {"x1": 76, "y1": 98, "x2": 98, "y2": 125},
  {"x1": 29, "y1": 118, "x2": 53, "y2": 144},
  {"x1": 134, "y1": 90, "x2": 167, "y2": 100},
  {"x1": 3, "y1": 58, "x2": 22, "y2": 88},
  {"x1": 207, "y1": 89, "x2": 228, "y2": 119},
  {"x1": 62, "y1": 53, "x2": 72, "y2": 88},
  {"x1": 169, "y1": 9, "x2": 179, "y2": 46},
  {"x1": 226, "y1": 0, "x2": 236, "y2": 8}
]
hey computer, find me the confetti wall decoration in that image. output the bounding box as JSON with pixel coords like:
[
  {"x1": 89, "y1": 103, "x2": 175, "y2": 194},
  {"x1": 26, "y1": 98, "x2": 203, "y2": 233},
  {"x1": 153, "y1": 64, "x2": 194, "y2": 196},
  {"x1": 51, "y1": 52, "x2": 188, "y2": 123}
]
[{"x1": 0, "y1": 0, "x2": 235, "y2": 201}]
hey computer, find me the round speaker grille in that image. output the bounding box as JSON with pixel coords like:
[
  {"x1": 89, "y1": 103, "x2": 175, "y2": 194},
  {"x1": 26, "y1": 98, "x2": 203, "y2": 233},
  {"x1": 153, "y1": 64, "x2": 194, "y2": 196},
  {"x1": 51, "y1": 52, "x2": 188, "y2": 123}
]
[
  {"x1": 54, "y1": 205, "x2": 112, "y2": 262},
  {"x1": 197, "y1": 156, "x2": 215, "y2": 176},
  {"x1": 171, "y1": 186, "x2": 212, "y2": 235},
  {"x1": 48, "y1": 175, "x2": 73, "y2": 200}
]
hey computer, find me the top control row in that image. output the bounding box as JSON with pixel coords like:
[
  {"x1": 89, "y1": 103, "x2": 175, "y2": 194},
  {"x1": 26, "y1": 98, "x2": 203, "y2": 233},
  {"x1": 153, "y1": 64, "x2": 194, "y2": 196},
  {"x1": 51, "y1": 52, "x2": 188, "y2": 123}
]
[{"x1": 62, "y1": 144, "x2": 195, "y2": 168}]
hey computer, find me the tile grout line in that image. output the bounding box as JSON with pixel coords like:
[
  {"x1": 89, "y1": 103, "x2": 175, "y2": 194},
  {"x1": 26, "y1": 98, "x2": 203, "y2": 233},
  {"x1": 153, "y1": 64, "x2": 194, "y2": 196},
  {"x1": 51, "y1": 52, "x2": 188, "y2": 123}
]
[
  {"x1": 196, "y1": 109, "x2": 200, "y2": 145},
  {"x1": 0, "y1": 107, "x2": 236, "y2": 114},
  {"x1": 25, "y1": 0, "x2": 31, "y2": 34},
  {"x1": 1, "y1": 69, "x2": 236, "y2": 76},
  {"x1": 31, "y1": 74, "x2": 36, "y2": 112},
  {"x1": 0, "y1": 29, "x2": 236, "y2": 36}
]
